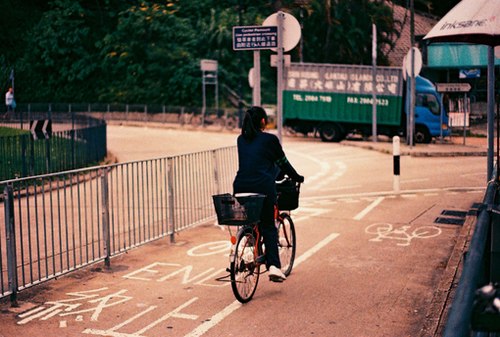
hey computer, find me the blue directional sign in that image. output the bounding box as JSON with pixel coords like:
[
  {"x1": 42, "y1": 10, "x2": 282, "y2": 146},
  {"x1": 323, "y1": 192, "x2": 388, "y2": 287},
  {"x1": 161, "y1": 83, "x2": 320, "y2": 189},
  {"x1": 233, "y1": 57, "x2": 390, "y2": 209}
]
[{"x1": 233, "y1": 26, "x2": 278, "y2": 51}]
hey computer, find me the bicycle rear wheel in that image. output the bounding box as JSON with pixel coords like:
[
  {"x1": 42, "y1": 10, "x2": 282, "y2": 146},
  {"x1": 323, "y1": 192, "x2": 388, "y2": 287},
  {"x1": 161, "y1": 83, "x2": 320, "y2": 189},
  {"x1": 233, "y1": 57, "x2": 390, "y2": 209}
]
[
  {"x1": 277, "y1": 213, "x2": 296, "y2": 277},
  {"x1": 230, "y1": 229, "x2": 260, "y2": 303}
]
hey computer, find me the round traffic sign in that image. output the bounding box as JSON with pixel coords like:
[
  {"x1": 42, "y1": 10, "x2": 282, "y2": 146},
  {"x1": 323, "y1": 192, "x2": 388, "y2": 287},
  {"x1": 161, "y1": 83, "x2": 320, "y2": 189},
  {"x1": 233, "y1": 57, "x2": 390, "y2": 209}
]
[
  {"x1": 263, "y1": 12, "x2": 301, "y2": 52},
  {"x1": 402, "y1": 47, "x2": 422, "y2": 80}
]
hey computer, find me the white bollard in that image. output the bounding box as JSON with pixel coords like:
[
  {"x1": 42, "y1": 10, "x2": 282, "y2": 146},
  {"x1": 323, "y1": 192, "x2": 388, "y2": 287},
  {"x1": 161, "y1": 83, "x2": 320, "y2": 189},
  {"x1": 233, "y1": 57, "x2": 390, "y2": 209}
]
[{"x1": 393, "y1": 136, "x2": 400, "y2": 194}]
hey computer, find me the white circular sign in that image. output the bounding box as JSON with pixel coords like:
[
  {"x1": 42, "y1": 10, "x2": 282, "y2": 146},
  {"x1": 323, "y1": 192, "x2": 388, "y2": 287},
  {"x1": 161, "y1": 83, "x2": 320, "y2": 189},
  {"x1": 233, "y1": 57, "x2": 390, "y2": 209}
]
[
  {"x1": 403, "y1": 47, "x2": 422, "y2": 79},
  {"x1": 263, "y1": 12, "x2": 301, "y2": 52}
]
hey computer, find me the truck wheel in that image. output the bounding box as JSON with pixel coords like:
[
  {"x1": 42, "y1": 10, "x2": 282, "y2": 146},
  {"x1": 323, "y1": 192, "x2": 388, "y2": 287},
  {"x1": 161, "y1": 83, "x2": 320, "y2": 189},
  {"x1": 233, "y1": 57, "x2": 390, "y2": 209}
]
[
  {"x1": 414, "y1": 126, "x2": 431, "y2": 144},
  {"x1": 320, "y1": 123, "x2": 343, "y2": 142}
]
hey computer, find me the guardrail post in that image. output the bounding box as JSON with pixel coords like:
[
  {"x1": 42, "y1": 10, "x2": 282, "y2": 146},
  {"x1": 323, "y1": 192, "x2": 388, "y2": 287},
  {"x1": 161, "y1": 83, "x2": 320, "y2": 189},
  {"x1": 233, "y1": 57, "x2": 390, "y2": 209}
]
[
  {"x1": 4, "y1": 184, "x2": 19, "y2": 306},
  {"x1": 212, "y1": 149, "x2": 220, "y2": 195},
  {"x1": 167, "y1": 158, "x2": 176, "y2": 243},
  {"x1": 100, "y1": 169, "x2": 111, "y2": 268}
]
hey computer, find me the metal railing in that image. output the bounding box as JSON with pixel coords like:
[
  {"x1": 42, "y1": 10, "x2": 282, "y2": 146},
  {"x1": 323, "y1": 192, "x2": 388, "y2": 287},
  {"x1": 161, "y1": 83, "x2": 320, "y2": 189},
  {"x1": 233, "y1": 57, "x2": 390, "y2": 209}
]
[
  {"x1": 0, "y1": 114, "x2": 107, "y2": 181},
  {"x1": 442, "y1": 168, "x2": 500, "y2": 336},
  {"x1": 1, "y1": 103, "x2": 239, "y2": 128},
  {"x1": 1, "y1": 146, "x2": 237, "y2": 303}
]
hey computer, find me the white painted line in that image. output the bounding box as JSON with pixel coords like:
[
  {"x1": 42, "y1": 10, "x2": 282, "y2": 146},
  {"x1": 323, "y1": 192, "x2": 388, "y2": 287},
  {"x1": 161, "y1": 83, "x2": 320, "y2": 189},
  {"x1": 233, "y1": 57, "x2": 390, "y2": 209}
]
[
  {"x1": 183, "y1": 301, "x2": 241, "y2": 337},
  {"x1": 18, "y1": 306, "x2": 46, "y2": 318},
  {"x1": 294, "y1": 232, "x2": 340, "y2": 268},
  {"x1": 301, "y1": 186, "x2": 485, "y2": 202},
  {"x1": 183, "y1": 232, "x2": 340, "y2": 337},
  {"x1": 353, "y1": 197, "x2": 384, "y2": 221}
]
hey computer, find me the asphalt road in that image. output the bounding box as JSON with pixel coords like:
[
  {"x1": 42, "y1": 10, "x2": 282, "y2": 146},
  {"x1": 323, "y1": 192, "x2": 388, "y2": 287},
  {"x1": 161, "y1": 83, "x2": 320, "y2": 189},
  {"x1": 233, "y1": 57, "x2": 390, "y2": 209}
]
[{"x1": 0, "y1": 125, "x2": 486, "y2": 337}]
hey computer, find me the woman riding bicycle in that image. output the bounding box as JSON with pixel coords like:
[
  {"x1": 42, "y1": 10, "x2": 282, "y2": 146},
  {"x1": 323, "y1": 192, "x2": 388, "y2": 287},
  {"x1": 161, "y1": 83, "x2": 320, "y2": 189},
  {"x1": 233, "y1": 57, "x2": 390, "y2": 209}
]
[{"x1": 233, "y1": 106, "x2": 304, "y2": 282}]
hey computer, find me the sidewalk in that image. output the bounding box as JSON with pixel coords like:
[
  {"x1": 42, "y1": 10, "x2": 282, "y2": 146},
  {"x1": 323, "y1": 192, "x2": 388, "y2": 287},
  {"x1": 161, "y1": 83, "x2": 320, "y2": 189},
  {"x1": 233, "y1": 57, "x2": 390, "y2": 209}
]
[{"x1": 341, "y1": 135, "x2": 488, "y2": 157}]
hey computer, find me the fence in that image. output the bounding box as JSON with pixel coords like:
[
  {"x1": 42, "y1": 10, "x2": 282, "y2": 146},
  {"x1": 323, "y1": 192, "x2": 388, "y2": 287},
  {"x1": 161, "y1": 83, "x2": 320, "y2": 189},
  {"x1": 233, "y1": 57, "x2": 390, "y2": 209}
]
[
  {"x1": 442, "y1": 168, "x2": 500, "y2": 336},
  {"x1": 0, "y1": 146, "x2": 237, "y2": 303},
  {"x1": 4, "y1": 103, "x2": 239, "y2": 127},
  {"x1": 0, "y1": 113, "x2": 107, "y2": 181}
]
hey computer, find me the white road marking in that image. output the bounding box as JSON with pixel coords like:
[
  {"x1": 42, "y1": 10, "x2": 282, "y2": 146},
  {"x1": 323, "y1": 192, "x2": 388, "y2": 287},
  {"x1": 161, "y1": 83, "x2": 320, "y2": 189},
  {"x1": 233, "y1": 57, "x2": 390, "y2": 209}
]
[
  {"x1": 182, "y1": 232, "x2": 340, "y2": 337},
  {"x1": 301, "y1": 186, "x2": 484, "y2": 202},
  {"x1": 353, "y1": 197, "x2": 384, "y2": 220},
  {"x1": 294, "y1": 233, "x2": 340, "y2": 267}
]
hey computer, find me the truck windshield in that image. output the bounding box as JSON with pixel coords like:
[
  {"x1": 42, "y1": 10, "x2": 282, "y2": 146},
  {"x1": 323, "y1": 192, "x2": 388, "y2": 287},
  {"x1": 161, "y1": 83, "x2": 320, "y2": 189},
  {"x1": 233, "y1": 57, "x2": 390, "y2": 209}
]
[{"x1": 416, "y1": 93, "x2": 440, "y2": 115}]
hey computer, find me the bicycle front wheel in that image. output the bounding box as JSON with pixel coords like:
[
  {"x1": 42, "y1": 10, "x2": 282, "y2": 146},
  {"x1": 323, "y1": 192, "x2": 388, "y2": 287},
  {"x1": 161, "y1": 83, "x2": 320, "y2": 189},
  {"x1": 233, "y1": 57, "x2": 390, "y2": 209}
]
[
  {"x1": 277, "y1": 213, "x2": 296, "y2": 277},
  {"x1": 230, "y1": 230, "x2": 260, "y2": 303}
]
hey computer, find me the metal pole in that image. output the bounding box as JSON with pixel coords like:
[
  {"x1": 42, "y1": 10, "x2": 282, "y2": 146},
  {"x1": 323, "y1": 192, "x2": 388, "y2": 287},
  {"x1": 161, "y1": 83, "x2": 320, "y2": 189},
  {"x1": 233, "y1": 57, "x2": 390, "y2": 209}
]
[
  {"x1": 371, "y1": 23, "x2": 377, "y2": 142},
  {"x1": 100, "y1": 169, "x2": 111, "y2": 268},
  {"x1": 253, "y1": 50, "x2": 261, "y2": 106},
  {"x1": 409, "y1": 0, "x2": 415, "y2": 147},
  {"x1": 167, "y1": 158, "x2": 176, "y2": 243},
  {"x1": 215, "y1": 69, "x2": 219, "y2": 120},
  {"x1": 4, "y1": 184, "x2": 18, "y2": 306},
  {"x1": 487, "y1": 46, "x2": 494, "y2": 180},
  {"x1": 277, "y1": 11, "x2": 285, "y2": 143},
  {"x1": 202, "y1": 70, "x2": 206, "y2": 127},
  {"x1": 463, "y1": 93, "x2": 467, "y2": 146}
]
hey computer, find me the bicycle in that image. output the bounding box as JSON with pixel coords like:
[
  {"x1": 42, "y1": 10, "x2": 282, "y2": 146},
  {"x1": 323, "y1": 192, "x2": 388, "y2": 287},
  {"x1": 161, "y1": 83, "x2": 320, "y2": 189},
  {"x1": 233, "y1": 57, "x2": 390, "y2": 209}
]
[
  {"x1": 200, "y1": 109, "x2": 238, "y2": 131},
  {"x1": 212, "y1": 178, "x2": 300, "y2": 303}
]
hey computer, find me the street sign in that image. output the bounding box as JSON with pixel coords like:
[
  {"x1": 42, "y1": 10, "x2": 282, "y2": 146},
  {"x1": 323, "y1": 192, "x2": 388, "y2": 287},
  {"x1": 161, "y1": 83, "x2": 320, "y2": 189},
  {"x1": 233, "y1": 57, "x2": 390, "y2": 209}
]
[
  {"x1": 262, "y1": 12, "x2": 301, "y2": 52},
  {"x1": 436, "y1": 83, "x2": 472, "y2": 92},
  {"x1": 232, "y1": 26, "x2": 277, "y2": 50},
  {"x1": 200, "y1": 59, "x2": 217, "y2": 72},
  {"x1": 30, "y1": 119, "x2": 52, "y2": 140},
  {"x1": 402, "y1": 47, "x2": 422, "y2": 80}
]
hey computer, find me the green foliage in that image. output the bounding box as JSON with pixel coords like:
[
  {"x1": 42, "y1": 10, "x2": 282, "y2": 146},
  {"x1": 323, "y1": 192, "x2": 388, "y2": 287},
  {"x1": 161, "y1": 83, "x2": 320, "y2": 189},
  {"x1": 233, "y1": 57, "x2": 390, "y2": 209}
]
[
  {"x1": 3, "y1": 0, "x2": 446, "y2": 107},
  {"x1": 98, "y1": 2, "x2": 198, "y2": 104},
  {"x1": 0, "y1": 126, "x2": 29, "y2": 137},
  {"x1": 300, "y1": 0, "x2": 398, "y2": 65}
]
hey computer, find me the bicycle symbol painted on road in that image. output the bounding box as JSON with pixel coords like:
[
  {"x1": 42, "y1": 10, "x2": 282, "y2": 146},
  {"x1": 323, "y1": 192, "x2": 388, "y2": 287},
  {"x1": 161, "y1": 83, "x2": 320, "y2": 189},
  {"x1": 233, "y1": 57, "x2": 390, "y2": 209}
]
[{"x1": 365, "y1": 223, "x2": 441, "y2": 246}]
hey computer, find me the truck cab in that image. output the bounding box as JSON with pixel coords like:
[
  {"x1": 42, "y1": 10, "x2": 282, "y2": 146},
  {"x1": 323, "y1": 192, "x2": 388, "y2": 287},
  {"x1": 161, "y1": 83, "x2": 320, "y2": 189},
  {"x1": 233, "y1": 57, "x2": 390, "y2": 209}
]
[{"x1": 412, "y1": 76, "x2": 450, "y2": 143}]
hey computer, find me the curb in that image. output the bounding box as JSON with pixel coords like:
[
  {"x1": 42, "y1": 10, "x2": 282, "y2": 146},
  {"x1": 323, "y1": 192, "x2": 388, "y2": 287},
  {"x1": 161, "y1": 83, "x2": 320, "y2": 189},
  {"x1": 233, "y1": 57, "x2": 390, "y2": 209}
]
[{"x1": 341, "y1": 140, "x2": 487, "y2": 157}]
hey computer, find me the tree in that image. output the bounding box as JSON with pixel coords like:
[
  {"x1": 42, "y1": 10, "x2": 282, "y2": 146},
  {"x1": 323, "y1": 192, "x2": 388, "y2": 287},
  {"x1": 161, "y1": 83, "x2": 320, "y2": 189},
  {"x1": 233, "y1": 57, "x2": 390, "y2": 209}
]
[
  {"x1": 17, "y1": 0, "x2": 120, "y2": 102},
  {"x1": 297, "y1": 0, "x2": 400, "y2": 65},
  {"x1": 99, "y1": 1, "x2": 198, "y2": 104}
]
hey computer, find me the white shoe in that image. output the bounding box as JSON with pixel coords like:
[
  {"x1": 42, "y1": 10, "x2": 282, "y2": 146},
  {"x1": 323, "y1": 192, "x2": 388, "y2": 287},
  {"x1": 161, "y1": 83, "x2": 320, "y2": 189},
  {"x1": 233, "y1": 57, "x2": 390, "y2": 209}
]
[{"x1": 269, "y1": 265, "x2": 286, "y2": 282}]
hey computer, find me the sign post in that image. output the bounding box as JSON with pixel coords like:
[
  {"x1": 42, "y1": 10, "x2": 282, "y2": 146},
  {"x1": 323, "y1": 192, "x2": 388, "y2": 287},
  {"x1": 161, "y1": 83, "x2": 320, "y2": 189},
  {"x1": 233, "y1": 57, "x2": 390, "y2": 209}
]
[
  {"x1": 277, "y1": 12, "x2": 284, "y2": 143},
  {"x1": 263, "y1": 12, "x2": 301, "y2": 143},
  {"x1": 200, "y1": 60, "x2": 218, "y2": 127},
  {"x1": 232, "y1": 14, "x2": 300, "y2": 142},
  {"x1": 372, "y1": 24, "x2": 377, "y2": 142},
  {"x1": 403, "y1": 47, "x2": 422, "y2": 146}
]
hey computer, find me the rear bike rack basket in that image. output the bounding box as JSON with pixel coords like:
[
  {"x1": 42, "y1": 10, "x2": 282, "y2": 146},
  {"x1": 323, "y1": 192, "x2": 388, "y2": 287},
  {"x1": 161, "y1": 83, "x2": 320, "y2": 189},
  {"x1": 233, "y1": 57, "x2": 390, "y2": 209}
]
[{"x1": 212, "y1": 193, "x2": 265, "y2": 226}]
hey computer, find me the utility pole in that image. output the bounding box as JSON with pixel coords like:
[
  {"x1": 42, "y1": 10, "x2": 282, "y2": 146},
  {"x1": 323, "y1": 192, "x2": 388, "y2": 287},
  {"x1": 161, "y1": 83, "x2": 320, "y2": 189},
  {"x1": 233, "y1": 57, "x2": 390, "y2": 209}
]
[{"x1": 408, "y1": 0, "x2": 415, "y2": 147}]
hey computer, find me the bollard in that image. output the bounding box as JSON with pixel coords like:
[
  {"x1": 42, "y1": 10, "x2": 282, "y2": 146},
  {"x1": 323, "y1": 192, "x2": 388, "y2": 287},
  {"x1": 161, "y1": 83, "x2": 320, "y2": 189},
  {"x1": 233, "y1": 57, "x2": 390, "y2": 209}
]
[{"x1": 393, "y1": 136, "x2": 400, "y2": 194}]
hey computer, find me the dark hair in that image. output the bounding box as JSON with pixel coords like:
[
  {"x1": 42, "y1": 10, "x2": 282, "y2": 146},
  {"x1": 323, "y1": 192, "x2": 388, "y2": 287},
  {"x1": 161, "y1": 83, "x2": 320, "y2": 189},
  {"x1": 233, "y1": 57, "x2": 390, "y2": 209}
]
[{"x1": 241, "y1": 106, "x2": 268, "y2": 140}]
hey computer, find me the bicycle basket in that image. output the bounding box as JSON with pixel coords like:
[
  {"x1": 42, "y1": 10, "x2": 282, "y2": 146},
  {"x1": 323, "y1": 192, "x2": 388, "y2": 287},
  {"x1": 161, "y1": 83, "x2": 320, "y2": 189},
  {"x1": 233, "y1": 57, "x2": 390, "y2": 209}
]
[
  {"x1": 212, "y1": 193, "x2": 265, "y2": 226},
  {"x1": 276, "y1": 180, "x2": 300, "y2": 211}
]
